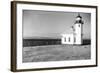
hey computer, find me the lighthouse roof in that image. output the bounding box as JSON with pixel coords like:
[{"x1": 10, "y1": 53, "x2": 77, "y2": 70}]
[{"x1": 76, "y1": 14, "x2": 82, "y2": 18}]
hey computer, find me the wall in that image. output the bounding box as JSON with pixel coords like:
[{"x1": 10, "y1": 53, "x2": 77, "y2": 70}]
[{"x1": 0, "y1": 0, "x2": 99, "y2": 73}]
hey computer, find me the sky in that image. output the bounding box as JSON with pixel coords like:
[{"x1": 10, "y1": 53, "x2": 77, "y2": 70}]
[{"x1": 23, "y1": 10, "x2": 91, "y2": 39}]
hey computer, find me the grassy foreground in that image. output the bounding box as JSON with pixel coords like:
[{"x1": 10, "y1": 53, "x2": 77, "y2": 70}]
[{"x1": 23, "y1": 44, "x2": 91, "y2": 63}]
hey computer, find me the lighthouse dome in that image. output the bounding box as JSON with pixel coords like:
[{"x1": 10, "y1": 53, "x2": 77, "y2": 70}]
[
  {"x1": 76, "y1": 14, "x2": 82, "y2": 18},
  {"x1": 75, "y1": 14, "x2": 84, "y2": 24}
]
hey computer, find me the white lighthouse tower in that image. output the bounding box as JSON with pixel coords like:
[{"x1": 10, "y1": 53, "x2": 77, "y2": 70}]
[
  {"x1": 73, "y1": 14, "x2": 84, "y2": 45},
  {"x1": 61, "y1": 14, "x2": 84, "y2": 45}
]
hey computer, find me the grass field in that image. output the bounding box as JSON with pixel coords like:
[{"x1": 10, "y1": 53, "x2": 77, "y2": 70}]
[{"x1": 23, "y1": 44, "x2": 91, "y2": 63}]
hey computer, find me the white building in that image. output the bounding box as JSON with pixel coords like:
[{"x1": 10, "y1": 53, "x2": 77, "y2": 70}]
[
  {"x1": 61, "y1": 34, "x2": 74, "y2": 44},
  {"x1": 61, "y1": 14, "x2": 84, "y2": 45}
]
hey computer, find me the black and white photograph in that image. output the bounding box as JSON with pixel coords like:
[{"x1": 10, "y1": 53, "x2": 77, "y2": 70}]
[
  {"x1": 22, "y1": 10, "x2": 91, "y2": 63},
  {"x1": 11, "y1": 1, "x2": 97, "y2": 72}
]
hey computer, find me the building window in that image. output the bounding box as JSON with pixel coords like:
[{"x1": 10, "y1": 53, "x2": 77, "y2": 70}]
[
  {"x1": 74, "y1": 37, "x2": 76, "y2": 43},
  {"x1": 64, "y1": 37, "x2": 66, "y2": 42},
  {"x1": 68, "y1": 37, "x2": 70, "y2": 42}
]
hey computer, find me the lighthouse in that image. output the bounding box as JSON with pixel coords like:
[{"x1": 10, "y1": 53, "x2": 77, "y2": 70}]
[
  {"x1": 73, "y1": 14, "x2": 84, "y2": 45},
  {"x1": 61, "y1": 14, "x2": 84, "y2": 45}
]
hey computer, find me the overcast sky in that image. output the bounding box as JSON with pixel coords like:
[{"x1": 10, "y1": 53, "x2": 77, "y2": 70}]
[{"x1": 23, "y1": 10, "x2": 91, "y2": 39}]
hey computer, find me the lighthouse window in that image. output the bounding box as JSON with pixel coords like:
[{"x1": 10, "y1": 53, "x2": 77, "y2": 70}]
[{"x1": 78, "y1": 25, "x2": 80, "y2": 27}]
